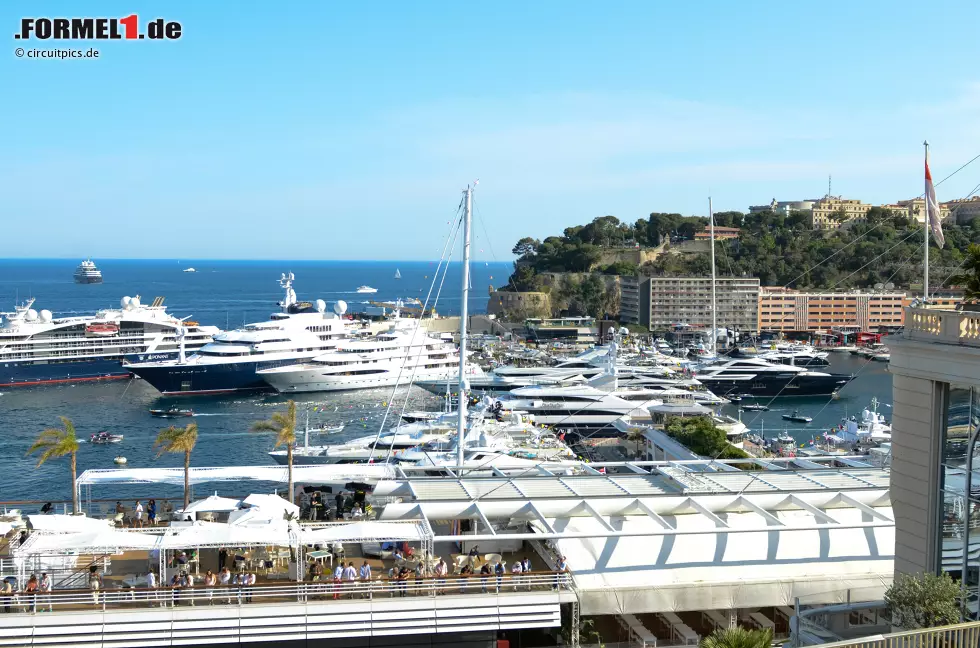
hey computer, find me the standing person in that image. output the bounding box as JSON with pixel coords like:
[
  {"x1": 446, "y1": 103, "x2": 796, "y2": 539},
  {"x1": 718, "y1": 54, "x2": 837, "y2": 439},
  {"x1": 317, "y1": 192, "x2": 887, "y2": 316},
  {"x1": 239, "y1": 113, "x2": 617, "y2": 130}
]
[
  {"x1": 358, "y1": 560, "x2": 371, "y2": 599},
  {"x1": 521, "y1": 556, "x2": 532, "y2": 590},
  {"x1": 554, "y1": 555, "x2": 569, "y2": 590},
  {"x1": 413, "y1": 562, "x2": 424, "y2": 595},
  {"x1": 219, "y1": 567, "x2": 232, "y2": 604},
  {"x1": 184, "y1": 571, "x2": 195, "y2": 606},
  {"x1": 147, "y1": 499, "x2": 157, "y2": 526},
  {"x1": 2, "y1": 577, "x2": 12, "y2": 613},
  {"x1": 310, "y1": 491, "x2": 323, "y2": 521},
  {"x1": 244, "y1": 572, "x2": 255, "y2": 603},
  {"x1": 343, "y1": 561, "x2": 357, "y2": 599},
  {"x1": 332, "y1": 562, "x2": 343, "y2": 600},
  {"x1": 334, "y1": 491, "x2": 344, "y2": 519},
  {"x1": 39, "y1": 573, "x2": 52, "y2": 612},
  {"x1": 479, "y1": 562, "x2": 491, "y2": 593},
  {"x1": 458, "y1": 564, "x2": 472, "y2": 594},
  {"x1": 146, "y1": 570, "x2": 159, "y2": 607},
  {"x1": 25, "y1": 574, "x2": 38, "y2": 614},
  {"x1": 494, "y1": 561, "x2": 505, "y2": 593},
  {"x1": 204, "y1": 570, "x2": 216, "y2": 605},
  {"x1": 134, "y1": 500, "x2": 144, "y2": 529},
  {"x1": 433, "y1": 558, "x2": 447, "y2": 595},
  {"x1": 218, "y1": 547, "x2": 228, "y2": 571},
  {"x1": 170, "y1": 573, "x2": 181, "y2": 606},
  {"x1": 88, "y1": 567, "x2": 102, "y2": 606},
  {"x1": 510, "y1": 559, "x2": 523, "y2": 591}
]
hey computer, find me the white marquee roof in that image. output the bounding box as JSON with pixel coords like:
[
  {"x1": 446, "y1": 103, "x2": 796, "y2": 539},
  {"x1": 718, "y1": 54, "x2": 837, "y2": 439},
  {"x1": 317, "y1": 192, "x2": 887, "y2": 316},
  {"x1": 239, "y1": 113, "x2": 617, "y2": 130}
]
[
  {"x1": 27, "y1": 515, "x2": 112, "y2": 534},
  {"x1": 76, "y1": 464, "x2": 397, "y2": 487}
]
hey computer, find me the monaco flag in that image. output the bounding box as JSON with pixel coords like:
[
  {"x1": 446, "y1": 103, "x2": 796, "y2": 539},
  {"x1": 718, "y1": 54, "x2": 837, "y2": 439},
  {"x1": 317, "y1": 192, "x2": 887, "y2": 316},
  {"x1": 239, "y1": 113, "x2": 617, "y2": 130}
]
[{"x1": 925, "y1": 157, "x2": 946, "y2": 248}]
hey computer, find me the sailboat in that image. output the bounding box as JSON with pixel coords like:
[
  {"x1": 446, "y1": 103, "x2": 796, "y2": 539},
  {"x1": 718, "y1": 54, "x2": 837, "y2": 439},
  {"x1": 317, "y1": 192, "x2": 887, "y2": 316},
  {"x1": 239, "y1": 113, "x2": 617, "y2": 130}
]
[{"x1": 394, "y1": 268, "x2": 401, "y2": 279}]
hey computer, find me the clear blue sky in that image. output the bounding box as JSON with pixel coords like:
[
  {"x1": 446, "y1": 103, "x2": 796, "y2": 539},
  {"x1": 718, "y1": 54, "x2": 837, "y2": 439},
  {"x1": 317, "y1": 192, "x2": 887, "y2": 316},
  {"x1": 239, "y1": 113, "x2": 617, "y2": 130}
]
[{"x1": 2, "y1": 1, "x2": 979, "y2": 260}]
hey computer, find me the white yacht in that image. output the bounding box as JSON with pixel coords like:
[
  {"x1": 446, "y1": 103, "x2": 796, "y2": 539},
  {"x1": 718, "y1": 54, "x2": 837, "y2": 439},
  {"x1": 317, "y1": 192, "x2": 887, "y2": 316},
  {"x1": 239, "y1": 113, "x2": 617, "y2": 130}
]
[
  {"x1": 756, "y1": 347, "x2": 830, "y2": 367},
  {"x1": 73, "y1": 258, "x2": 103, "y2": 284},
  {"x1": 0, "y1": 295, "x2": 217, "y2": 388},
  {"x1": 257, "y1": 319, "x2": 482, "y2": 393},
  {"x1": 356, "y1": 286, "x2": 378, "y2": 294},
  {"x1": 273, "y1": 418, "x2": 458, "y2": 465},
  {"x1": 124, "y1": 273, "x2": 348, "y2": 395}
]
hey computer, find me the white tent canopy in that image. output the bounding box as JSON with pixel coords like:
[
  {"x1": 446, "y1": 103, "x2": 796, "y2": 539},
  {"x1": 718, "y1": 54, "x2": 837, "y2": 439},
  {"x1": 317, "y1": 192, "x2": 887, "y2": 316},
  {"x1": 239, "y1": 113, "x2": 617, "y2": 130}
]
[
  {"x1": 548, "y1": 507, "x2": 894, "y2": 615},
  {"x1": 27, "y1": 515, "x2": 111, "y2": 534},
  {"x1": 241, "y1": 494, "x2": 299, "y2": 517},
  {"x1": 301, "y1": 521, "x2": 424, "y2": 544},
  {"x1": 15, "y1": 529, "x2": 162, "y2": 556},
  {"x1": 181, "y1": 495, "x2": 242, "y2": 515},
  {"x1": 160, "y1": 521, "x2": 294, "y2": 549}
]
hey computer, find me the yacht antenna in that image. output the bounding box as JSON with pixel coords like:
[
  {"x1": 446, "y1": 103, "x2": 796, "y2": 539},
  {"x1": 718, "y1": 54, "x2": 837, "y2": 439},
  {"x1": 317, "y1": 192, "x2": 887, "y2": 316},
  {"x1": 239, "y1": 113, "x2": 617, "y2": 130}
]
[
  {"x1": 709, "y1": 196, "x2": 717, "y2": 356},
  {"x1": 456, "y1": 184, "x2": 474, "y2": 471}
]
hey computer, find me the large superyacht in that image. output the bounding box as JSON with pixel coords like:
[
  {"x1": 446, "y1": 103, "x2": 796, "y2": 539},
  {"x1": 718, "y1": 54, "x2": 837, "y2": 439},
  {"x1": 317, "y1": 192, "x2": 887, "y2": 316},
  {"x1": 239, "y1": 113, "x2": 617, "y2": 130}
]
[
  {"x1": 256, "y1": 317, "x2": 482, "y2": 393},
  {"x1": 0, "y1": 295, "x2": 217, "y2": 387},
  {"x1": 693, "y1": 356, "x2": 853, "y2": 397},
  {"x1": 124, "y1": 273, "x2": 348, "y2": 395}
]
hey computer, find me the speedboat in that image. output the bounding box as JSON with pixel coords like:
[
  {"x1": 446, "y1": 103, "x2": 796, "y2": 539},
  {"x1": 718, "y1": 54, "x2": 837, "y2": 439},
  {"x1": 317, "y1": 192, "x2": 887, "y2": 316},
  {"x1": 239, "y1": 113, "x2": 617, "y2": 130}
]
[
  {"x1": 150, "y1": 407, "x2": 194, "y2": 418},
  {"x1": 356, "y1": 286, "x2": 378, "y2": 294},
  {"x1": 740, "y1": 403, "x2": 769, "y2": 412},
  {"x1": 312, "y1": 423, "x2": 345, "y2": 434},
  {"x1": 183, "y1": 268, "x2": 197, "y2": 273},
  {"x1": 90, "y1": 431, "x2": 124, "y2": 444},
  {"x1": 782, "y1": 410, "x2": 813, "y2": 423}
]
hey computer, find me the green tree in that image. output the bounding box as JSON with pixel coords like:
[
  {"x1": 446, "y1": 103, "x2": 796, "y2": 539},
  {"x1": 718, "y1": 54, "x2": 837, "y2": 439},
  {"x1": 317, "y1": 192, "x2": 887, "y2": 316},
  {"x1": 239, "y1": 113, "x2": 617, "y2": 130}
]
[
  {"x1": 511, "y1": 237, "x2": 540, "y2": 258},
  {"x1": 27, "y1": 416, "x2": 81, "y2": 514},
  {"x1": 578, "y1": 274, "x2": 607, "y2": 318},
  {"x1": 601, "y1": 261, "x2": 639, "y2": 276},
  {"x1": 700, "y1": 626, "x2": 773, "y2": 648},
  {"x1": 664, "y1": 416, "x2": 748, "y2": 459},
  {"x1": 154, "y1": 423, "x2": 199, "y2": 509},
  {"x1": 884, "y1": 571, "x2": 961, "y2": 630},
  {"x1": 252, "y1": 400, "x2": 298, "y2": 502},
  {"x1": 508, "y1": 264, "x2": 539, "y2": 292},
  {"x1": 626, "y1": 426, "x2": 647, "y2": 459}
]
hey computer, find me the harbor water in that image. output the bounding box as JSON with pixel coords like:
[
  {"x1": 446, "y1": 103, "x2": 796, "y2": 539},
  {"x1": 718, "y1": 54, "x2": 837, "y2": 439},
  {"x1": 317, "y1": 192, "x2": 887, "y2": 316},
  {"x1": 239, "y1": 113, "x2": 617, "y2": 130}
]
[{"x1": 0, "y1": 260, "x2": 892, "y2": 503}]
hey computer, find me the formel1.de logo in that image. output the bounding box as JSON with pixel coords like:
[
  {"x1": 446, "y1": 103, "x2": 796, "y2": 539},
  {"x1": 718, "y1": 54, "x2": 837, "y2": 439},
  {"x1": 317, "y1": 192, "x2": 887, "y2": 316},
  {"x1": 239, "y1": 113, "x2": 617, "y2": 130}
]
[{"x1": 15, "y1": 16, "x2": 182, "y2": 40}]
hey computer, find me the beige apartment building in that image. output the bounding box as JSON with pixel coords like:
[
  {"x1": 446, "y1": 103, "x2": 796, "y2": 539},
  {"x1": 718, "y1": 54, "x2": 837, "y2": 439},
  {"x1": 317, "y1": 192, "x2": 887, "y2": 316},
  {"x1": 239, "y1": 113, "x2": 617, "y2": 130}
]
[
  {"x1": 946, "y1": 196, "x2": 980, "y2": 224},
  {"x1": 810, "y1": 196, "x2": 873, "y2": 229},
  {"x1": 630, "y1": 276, "x2": 760, "y2": 332},
  {"x1": 881, "y1": 198, "x2": 952, "y2": 224},
  {"x1": 758, "y1": 288, "x2": 906, "y2": 332}
]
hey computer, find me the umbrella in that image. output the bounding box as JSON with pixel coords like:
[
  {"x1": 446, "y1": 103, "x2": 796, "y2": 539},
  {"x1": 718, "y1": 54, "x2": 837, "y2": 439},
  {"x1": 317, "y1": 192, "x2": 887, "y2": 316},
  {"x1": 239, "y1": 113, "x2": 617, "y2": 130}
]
[{"x1": 181, "y1": 494, "x2": 242, "y2": 515}]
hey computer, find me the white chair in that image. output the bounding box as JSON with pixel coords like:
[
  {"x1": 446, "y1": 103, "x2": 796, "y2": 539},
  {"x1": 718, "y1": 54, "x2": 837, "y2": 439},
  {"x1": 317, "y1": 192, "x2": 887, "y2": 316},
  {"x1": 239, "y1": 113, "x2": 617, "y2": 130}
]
[{"x1": 483, "y1": 553, "x2": 502, "y2": 566}]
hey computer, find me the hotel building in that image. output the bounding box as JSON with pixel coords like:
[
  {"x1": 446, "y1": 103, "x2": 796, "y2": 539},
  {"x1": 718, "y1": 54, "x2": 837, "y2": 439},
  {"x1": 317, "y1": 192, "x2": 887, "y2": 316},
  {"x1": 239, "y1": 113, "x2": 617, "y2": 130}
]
[{"x1": 758, "y1": 288, "x2": 906, "y2": 333}]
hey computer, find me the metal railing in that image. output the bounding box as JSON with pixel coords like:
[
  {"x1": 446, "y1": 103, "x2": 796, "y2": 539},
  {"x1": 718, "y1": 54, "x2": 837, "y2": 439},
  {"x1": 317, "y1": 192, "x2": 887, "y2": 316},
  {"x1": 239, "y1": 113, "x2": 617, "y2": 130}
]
[
  {"x1": 0, "y1": 571, "x2": 571, "y2": 615},
  {"x1": 811, "y1": 620, "x2": 980, "y2": 648}
]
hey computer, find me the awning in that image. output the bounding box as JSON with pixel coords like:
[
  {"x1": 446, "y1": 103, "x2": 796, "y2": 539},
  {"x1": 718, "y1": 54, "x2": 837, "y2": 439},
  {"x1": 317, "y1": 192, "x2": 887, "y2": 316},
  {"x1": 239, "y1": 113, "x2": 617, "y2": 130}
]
[
  {"x1": 16, "y1": 529, "x2": 162, "y2": 555},
  {"x1": 182, "y1": 495, "x2": 242, "y2": 514},
  {"x1": 76, "y1": 464, "x2": 398, "y2": 487},
  {"x1": 27, "y1": 515, "x2": 112, "y2": 534},
  {"x1": 301, "y1": 521, "x2": 424, "y2": 544},
  {"x1": 549, "y1": 506, "x2": 894, "y2": 615},
  {"x1": 241, "y1": 494, "x2": 300, "y2": 518},
  {"x1": 160, "y1": 521, "x2": 293, "y2": 549}
]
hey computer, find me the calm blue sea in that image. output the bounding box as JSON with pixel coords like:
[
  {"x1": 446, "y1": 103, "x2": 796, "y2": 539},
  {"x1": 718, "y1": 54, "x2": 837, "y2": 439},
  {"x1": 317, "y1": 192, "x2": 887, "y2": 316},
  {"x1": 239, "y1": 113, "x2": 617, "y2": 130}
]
[{"x1": 0, "y1": 260, "x2": 892, "y2": 504}]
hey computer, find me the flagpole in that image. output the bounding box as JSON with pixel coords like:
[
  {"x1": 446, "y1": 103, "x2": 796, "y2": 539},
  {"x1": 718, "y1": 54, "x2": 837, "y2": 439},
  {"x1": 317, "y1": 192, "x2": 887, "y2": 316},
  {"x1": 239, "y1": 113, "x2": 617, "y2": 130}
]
[{"x1": 924, "y1": 139, "x2": 930, "y2": 303}]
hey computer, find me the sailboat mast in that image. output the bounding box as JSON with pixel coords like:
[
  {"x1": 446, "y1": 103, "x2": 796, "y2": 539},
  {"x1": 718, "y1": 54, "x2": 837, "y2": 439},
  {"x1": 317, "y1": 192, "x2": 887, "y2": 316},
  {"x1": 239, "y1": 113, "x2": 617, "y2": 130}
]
[
  {"x1": 709, "y1": 196, "x2": 717, "y2": 355},
  {"x1": 923, "y1": 140, "x2": 930, "y2": 303},
  {"x1": 456, "y1": 185, "x2": 473, "y2": 470}
]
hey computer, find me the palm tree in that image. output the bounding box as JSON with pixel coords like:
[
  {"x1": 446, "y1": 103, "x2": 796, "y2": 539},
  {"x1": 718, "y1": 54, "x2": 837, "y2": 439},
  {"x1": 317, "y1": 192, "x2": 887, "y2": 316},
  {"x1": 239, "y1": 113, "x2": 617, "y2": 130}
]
[
  {"x1": 27, "y1": 416, "x2": 81, "y2": 514},
  {"x1": 700, "y1": 626, "x2": 773, "y2": 648},
  {"x1": 251, "y1": 400, "x2": 297, "y2": 502},
  {"x1": 625, "y1": 426, "x2": 647, "y2": 459},
  {"x1": 154, "y1": 423, "x2": 198, "y2": 509}
]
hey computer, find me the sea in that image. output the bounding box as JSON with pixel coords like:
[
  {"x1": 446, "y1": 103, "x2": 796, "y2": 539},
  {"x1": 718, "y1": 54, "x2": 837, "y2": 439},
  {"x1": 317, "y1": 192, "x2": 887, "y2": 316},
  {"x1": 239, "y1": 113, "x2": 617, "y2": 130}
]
[{"x1": 0, "y1": 259, "x2": 893, "y2": 505}]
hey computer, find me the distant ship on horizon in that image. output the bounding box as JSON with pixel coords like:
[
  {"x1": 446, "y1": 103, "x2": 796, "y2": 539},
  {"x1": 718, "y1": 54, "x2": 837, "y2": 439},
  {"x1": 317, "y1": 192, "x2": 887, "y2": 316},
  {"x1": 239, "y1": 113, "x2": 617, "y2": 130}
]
[{"x1": 73, "y1": 259, "x2": 103, "y2": 284}]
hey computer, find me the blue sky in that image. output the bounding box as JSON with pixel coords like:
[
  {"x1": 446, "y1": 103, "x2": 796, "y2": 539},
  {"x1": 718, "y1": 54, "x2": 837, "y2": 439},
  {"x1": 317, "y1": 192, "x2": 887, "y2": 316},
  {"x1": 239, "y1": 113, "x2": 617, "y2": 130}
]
[{"x1": 2, "y1": 1, "x2": 979, "y2": 260}]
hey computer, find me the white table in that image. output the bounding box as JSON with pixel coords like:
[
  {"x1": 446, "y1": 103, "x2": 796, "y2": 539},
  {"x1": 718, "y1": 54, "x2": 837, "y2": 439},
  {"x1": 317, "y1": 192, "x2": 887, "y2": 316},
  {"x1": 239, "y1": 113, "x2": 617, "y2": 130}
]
[{"x1": 622, "y1": 613, "x2": 657, "y2": 646}]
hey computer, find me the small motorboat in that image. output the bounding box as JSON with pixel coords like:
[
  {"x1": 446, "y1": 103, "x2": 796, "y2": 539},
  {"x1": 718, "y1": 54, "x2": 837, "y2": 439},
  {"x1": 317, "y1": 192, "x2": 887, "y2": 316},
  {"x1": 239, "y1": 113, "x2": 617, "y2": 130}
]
[
  {"x1": 90, "y1": 431, "x2": 124, "y2": 444},
  {"x1": 150, "y1": 407, "x2": 195, "y2": 418},
  {"x1": 740, "y1": 403, "x2": 770, "y2": 412},
  {"x1": 183, "y1": 267, "x2": 197, "y2": 273},
  {"x1": 85, "y1": 322, "x2": 119, "y2": 337},
  {"x1": 113, "y1": 456, "x2": 127, "y2": 464},
  {"x1": 726, "y1": 394, "x2": 743, "y2": 403},
  {"x1": 401, "y1": 411, "x2": 443, "y2": 423},
  {"x1": 776, "y1": 433, "x2": 796, "y2": 445},
  {"x1": 356, "y1": 285, "x2": 378, "y2": 294},
  {"x1": 313, "y1": 423, "x2": 345, "y2": 434},
  {"x1": 782, "y1": 410, "x2": 813, "y2": 424}
]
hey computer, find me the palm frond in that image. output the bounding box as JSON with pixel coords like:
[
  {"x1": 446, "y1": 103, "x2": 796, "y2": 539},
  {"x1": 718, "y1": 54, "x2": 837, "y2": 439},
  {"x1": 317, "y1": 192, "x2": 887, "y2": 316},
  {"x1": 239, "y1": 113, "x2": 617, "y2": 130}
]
[
  {"x1": 252, "y1": 400, "x2": 297, "y2": 448},
  {"x1": 154, "y1": 424, "x2": 198, "y2": 457},
  {"x1": 26, "y1": 418, "x2": 78, "y2": 467},
  {"x1": 250, "y1": 421, "x2": 279, "y2": 433}
]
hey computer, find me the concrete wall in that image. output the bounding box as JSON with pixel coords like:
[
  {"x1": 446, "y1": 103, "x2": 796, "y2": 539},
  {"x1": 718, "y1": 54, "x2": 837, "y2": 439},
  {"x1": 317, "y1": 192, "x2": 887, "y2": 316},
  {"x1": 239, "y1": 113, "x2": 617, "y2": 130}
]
[
  {"x1": 596, "y1": 246, "x2": 664, "y2": 268},
  {"x1": 485, "y1": 291, "x2": 551, "y2": 318}
]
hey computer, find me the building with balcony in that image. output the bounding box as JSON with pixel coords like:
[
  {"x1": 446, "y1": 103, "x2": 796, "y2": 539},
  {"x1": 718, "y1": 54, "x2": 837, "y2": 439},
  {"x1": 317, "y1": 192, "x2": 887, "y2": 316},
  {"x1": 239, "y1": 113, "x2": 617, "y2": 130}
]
[
  {"x1": 946, "y1": 196, "x2": 980, "y2": 224},
  {"x1": 881, "y1": 198, "x2": 952, "y2": 224},
  {"x1": 620, "y1": 275, "x2": 641, "y2": 324},
  {"x1": 888, "y1": 308, "x2": 980, "y2": 610},
  {"x1": 635, "y1": 276, "x2": 760, "y2": 332},
  {"x1": 758, "y1": 288, "x2": 907, "y2": 333},
  {"x1": 748, "y1": 199, "x2": 816, "y2": 215},
  {"x1": 694, "y1": 226, "x2": 741, "y2": 241}
]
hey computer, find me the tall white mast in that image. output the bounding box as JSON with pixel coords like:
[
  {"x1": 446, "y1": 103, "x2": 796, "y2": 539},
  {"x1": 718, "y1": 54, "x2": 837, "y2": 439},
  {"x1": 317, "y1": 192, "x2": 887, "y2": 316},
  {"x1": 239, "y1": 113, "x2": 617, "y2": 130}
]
[
  {"x1": 709, "y1": 197, "x2": 717, "y2": 355},
  {"x1": 923, "y1": 140, "x2": 930, "y2": 303},
  {"x1": 456, "y1": 185, "x2": 474, "y2": 470}
]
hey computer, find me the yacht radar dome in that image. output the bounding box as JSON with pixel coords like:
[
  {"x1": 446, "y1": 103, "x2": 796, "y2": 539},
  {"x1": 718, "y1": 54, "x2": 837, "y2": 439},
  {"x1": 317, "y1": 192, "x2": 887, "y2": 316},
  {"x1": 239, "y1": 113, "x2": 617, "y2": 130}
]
[
  {"x1": 316, "y1": 299, "x2": 326, "y2": 313},
  {"x1": 121, "y1": 296, "x2": 131, "y2": 308},
  {"x1": 334, "y1": 300, "x2": 348, "y2": 315},
  {"x1": 39, "y1": 310, "x2": 52, "y2": 322},
  {"x1": 130, "y1": 296, "x2": 141, "y2": 308},
  {"x1": 26, "y1": 309, "x2": 38, "y2": 321}
]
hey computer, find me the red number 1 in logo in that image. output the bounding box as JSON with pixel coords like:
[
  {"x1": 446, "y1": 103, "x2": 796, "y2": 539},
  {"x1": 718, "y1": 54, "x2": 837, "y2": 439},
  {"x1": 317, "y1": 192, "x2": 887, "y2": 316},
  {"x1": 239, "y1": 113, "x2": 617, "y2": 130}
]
[{"x1": 120, "y1": 14, "x2": 138, "y2": 39}]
